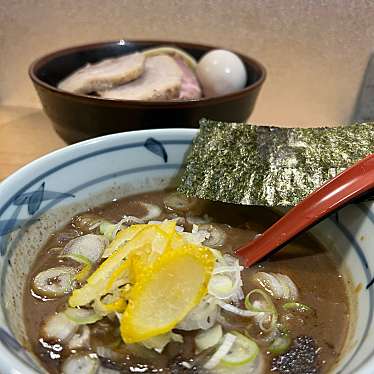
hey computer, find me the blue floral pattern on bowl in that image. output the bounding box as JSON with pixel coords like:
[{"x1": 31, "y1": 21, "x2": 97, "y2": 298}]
[{"x1": 0, "y1": 183, "x2": 74, "y2": 255}]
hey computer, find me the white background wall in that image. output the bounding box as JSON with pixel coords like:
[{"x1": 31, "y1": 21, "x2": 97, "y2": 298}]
[{"x1": 1, "y1": 0, "x2": 374, "y2": 126}]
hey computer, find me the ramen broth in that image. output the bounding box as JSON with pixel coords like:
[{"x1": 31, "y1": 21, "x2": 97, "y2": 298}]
[{"x1": 23, "y1": 190, "x2": 350, "y2": 373}]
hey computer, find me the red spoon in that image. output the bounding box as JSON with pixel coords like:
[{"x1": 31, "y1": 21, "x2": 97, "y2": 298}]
[{"x1": 236, "y1": 153, "x2": 374, "y2": 268}]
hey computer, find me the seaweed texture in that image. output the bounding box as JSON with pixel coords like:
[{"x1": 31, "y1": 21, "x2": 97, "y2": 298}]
[{"x1": 178, "y1": 119, "x2": 374, "y2": 206}]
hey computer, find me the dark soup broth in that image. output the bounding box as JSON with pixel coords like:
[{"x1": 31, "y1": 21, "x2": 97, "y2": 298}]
[{"x1": 23, "y1": 190, "x2": 350, "y2": 374}]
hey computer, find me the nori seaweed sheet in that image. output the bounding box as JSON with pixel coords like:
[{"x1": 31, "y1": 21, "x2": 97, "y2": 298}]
[{"x1": 178, "y1": 119, "x2": 374, "y2": 206}]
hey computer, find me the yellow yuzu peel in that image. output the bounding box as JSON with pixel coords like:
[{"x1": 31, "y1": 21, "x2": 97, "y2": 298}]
[{"x1": 120, "y1": 243, "x2": 214, "y2": 343}]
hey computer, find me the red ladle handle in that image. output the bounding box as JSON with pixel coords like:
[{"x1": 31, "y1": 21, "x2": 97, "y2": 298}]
[{"x1": 236, "y1": 153, "x2": 374, "y2": 268}]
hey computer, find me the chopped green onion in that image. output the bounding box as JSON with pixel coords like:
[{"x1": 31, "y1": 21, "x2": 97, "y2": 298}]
[
  {"x1": 221, "y1": 331, "x2": 259, "y2": 366},
  {"x1": 258, "y1": 310, "x2": 279, "y2": 333},
  {"x1": 100, "y1": 222, "x2": 117, "y2": 240},
  {"x1": 33, "y1": 266, "x2": 76, "y2": 298},
  {"x1": 204, "y1": 333, "x2": 237, "y2": 369},
  {"x1": 62, "y1": 234, "x2": 107, "y2": 263},
  {"x1": 244, "y1": 289, "x2": 279, "y2": 333},
  {"x1": 61, "y1": 254, "x2": 93, "y2": 282},
  {"x1": 61, "y1": 253, "x2": 91, "y2": 266},
  {"x1": 209, "y1": 274, "x2": 234, "y2": 299},
  {"x1": 64, "y1": 307, "x2": 102, "y2": 325},
  {"x1": 75, "y1": 264, "x2": 92, "y2": 282},
  {"x1": 245, "y1": 289, "x2": 275, "y2": 313},
  {"x1": 268, "y1": 333, "x2": 291, "y2": 355},
  {"x1": 195, "y1": 324, "x2": 223, "y2": 353},
  {"x1": 277, "y1": 323, "x2": 290, "y2": 334},
  {"x1": 282, "y1": 302, "x2": 313, "y2": 313}
]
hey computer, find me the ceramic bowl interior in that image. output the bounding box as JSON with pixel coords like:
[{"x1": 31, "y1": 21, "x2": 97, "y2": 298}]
[
  {"x1": 29, "y1": 40, "x2": 266, "y2": 143},
  {"x1": 0, "y1": 129, "x2": 373, "y2": 373}
]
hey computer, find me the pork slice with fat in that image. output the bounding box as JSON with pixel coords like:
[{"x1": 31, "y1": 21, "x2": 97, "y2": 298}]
[
  {"x1": 99, "y1": 55, "x2": 183, "y2": 101},
  {"x1": 58, "y1": 52, "x2": 145, "y2": 94}
]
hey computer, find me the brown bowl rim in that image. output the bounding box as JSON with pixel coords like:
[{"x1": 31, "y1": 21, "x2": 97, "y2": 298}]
[{"x1": 29, "y1": 39, "x2": 266, "y2": 108}]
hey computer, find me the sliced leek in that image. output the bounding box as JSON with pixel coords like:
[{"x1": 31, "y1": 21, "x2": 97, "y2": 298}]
[
  {"x1": 268, "y1": 333, "x2": 291, "y2": 355},
  {"x1": 64, "y1": 307, "x2": 102, "y2": 325},
  {"x1": 195, "y1": 324, "x2": 223, "y2": 352},
  {"x1": 100, "y1": 222, "x2": 117, "y2": 241},
  {"x1": 282, "y1": 302, "x2": 313, "y2": 313},
  {"x1": 245, "y1": 289, "x2": 275, "y2": 313},
  {"x1": 61, "y1": 254, "x2": 92, "y2": 282},
  {"x1": 221, "y1": 332, "x2": 259, "y2": 366},
  {"x1": 62, "y1": 234, "x2": 108, "y2": 263},
  {"x1": 33, "y1": 266, "x2": 76, "y2": 298}
]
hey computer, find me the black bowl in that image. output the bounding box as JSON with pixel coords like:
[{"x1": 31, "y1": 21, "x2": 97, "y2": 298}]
[{"x1": 29, "y1": 40, "x2": 266, "y2": 144}]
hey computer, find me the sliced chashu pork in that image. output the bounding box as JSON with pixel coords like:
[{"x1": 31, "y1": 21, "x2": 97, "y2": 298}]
[
  {"x1": 58, "y1": 52, "x2": 145, "y2": 94},
  {"x1": 174, "y1": 57, "x2": 202, "y2": 100},
  {"x1": 99, "y1": 55, "x2": 183, "y2": 101}
]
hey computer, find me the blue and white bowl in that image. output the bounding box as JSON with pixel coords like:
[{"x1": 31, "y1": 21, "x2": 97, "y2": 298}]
[{"x1": 0, "y1": 128, "x2": 373, "y2": 373}]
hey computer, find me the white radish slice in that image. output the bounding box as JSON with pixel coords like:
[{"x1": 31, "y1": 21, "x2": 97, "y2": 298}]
[
  {"x1": 63, "y1": 234, "x2": 108, "y2": 263},
  {"x1": 33, "y1": 266, "x2": 76, "y2": 298},
  {"x1": 62, "y1": 354, "x2": 100, "y2": 374},
  {"x1": 42, "y1": 312, "x2": 78, "y2": 341}
]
